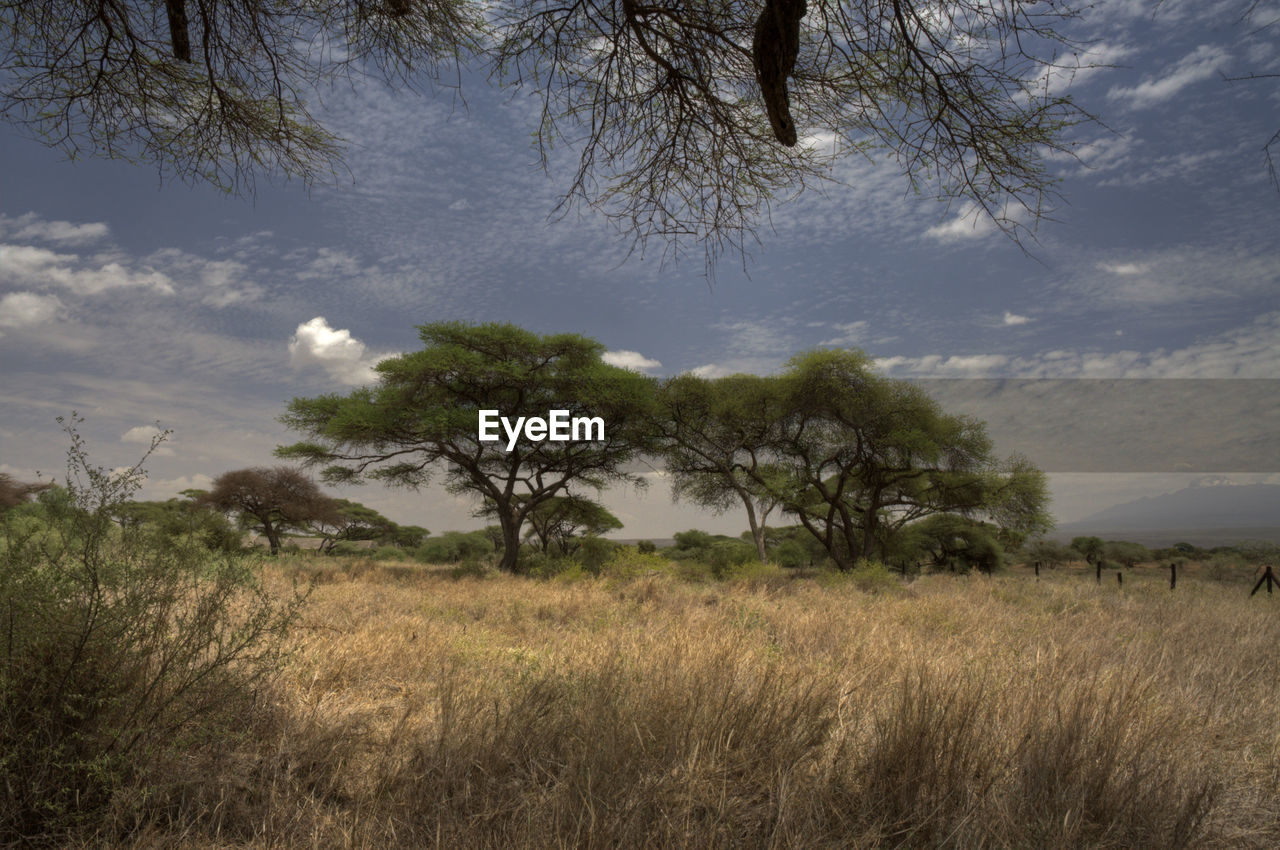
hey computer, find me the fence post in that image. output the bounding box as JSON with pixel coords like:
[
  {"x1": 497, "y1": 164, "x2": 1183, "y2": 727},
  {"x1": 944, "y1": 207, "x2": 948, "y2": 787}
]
[
  {"x1": 1250, "y1": 565, "x2": 1277, "y2": 597},
  {"x1": 1117, "y1": 570, "x2": 1122, "y2": 587},
  {"x1": 1170, "y1": 562, "x2": 1176, "y2": 590},
  {"x1": 1034, "y1": 560, "x2": 1040, "y2": 580},
  {"x1": 1096, "y1": 560, "x2": 1102, "y2": 585}
]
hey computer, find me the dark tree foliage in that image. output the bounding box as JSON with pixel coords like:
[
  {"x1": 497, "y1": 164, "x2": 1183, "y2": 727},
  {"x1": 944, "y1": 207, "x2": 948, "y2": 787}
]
[
  {"x1": 2, "y1": 0, "x2": 1090, "y2": 266},
  {"x1": 201, "y1": 466, "x2": 337, "y2": 554},
  {"x1": 0, "y1": 473, "x2": 53, "y2": 510}
]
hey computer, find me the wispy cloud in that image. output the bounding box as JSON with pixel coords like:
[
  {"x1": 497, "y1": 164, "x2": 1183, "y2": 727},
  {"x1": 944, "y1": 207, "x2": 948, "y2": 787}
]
[
  {"x1": 1108, "y1": 45, "x2": 1231, "y2": 108},
  {"x1": 1002, "y1": 312, "x2": 1031, "y2": 326},
  {"x1": 819, "y1": 320, "x2": 869, "y2": 346},
  {"x1": 876, "y1": 312, "x2": 1280, "y2": 378}
]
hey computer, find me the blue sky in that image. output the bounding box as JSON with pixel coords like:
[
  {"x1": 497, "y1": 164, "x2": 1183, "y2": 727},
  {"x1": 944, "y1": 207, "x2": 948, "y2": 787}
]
[{"x1": 2, "y1": 0, "x2": 1278, "y2": 537}]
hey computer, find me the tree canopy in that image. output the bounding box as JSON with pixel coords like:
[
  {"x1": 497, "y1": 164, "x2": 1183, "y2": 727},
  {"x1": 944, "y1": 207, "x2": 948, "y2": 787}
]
[
  {"x1": 658, "y1": 350, "x2": 1051, "y2": 570},
  {"x1": 201, "y1": 466, "x2": 337, "y2": 554},
  {"x1": 2, "y1": 0, "x2": 1092, "y2": 266},
  {"x1": 277, "y1": 321, "x2": 659, "y2": 572}
]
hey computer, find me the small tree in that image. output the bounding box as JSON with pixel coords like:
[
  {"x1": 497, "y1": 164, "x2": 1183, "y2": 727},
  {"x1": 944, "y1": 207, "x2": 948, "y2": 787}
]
[
  {"x1": 1070, "y1": 536, "x2": 1105, "y2": 566},
  {"x1": 202, "y1": 467, "x2": 337, "y2": 555},
  {"x1": 307, "y1": 498, "x2": 399, "y2": 554},
  {"x1": 1103, "y1": 540, "x2": 1151, "y2": 569},
  {"x1": 524, "y1": 495, "x2": 623, "y2": 555}
]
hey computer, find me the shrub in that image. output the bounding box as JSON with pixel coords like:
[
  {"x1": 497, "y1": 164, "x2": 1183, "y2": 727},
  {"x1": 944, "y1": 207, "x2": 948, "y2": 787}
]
[
  {"x1": 773, "y1": 538, "x2": 812, "y2": 569},
  {"x1": 0, "y1": 416, "x2": 302, "y2": 842},
  {"x1": 371, "y1": 545, "x2": 409, "y2": 561},
  {"x1": 598, "y1": 546, "x2": 670, "y2": 580},
  {"x1": 636, "y1": 540, "x2": 656, "y2": 554},
  {"x1": 414, "y1": 530, "x2": 493, "y2": 564},
  {"x1": 574, "y1": 536, "x2": 620, "y2": 573}
]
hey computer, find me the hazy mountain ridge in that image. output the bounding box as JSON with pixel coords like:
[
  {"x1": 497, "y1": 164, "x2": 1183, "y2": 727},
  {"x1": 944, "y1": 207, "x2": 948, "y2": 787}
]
[{"x1": 1055, "y1": 483, "x2": 1280, "y2": 546}]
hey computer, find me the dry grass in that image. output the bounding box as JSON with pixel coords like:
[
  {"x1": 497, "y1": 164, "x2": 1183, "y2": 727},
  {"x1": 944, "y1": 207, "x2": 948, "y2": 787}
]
[{"x1": 102, "y1": 560, "x2": 1280, "y2": 848}]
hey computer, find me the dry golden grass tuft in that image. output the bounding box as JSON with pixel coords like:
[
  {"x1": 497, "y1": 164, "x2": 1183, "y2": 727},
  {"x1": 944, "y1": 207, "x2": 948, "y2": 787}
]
[{"x1": 98, "y1": 561, "x2": 1280, "y2": 848}]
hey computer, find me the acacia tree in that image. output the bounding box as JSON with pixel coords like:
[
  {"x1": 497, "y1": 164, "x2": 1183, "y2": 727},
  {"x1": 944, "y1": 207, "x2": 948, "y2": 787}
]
[
  {"x1": 277, "y1": 322, "x2": 659, "y2": 573},
  {"x1": 768, "y1": 350, "x2": 1050, "y2": 568},
  {"x1": 2, "y1": 0, "x2": 1090, "y2": 266},
  {"x1": 201, "y1": 466, "x2": 337, "y2": 554},
  {"x1": 307, "y1": 498, "x2": 399, "y2": 554},
  {"x1": 482, "y1": 494, "x2": 623, "y2": 554},
  {"x1": 659, "y1": 373, "x2": 787, "y2": 563},
  {"x1": 674, "y1": 349, "x2": 1050, "y2": 570}
]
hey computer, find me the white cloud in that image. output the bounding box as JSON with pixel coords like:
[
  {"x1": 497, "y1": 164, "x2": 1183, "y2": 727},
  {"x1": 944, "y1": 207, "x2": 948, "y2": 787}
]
[
  {"x1": 923, "y1": 204, "x2": 997, "y2": 242},
  {"x1": 288, "y1": 317, "x2": 382, "y2": 385},
  {"x1": 121, "y1": 425, "x2": 164, "y2": 444},
  {"x1": 602, "y1": 349, "x2": 662, "y2": 372},
  {"x1": 148, "y1": 249, "x2": 263, "y2": 306},
  {"x1": 1002, "y1": 312, "x2": 1031, "y2": 326},
  {"x1": 1035, "y1": 42, "x2": 1133, "y2": 95},
  {"x1": 1, "y1": 212, "x2": 109, "y2": 246},
  {"x1": 819, "y1": 320, "x2": 869, "y2": 346},
  {"x1": 1098, "y1": 261, "x2": 1150, "y2": 276},
  {"x1": 1107, "y1": 45, "x2": 1231, "y2": 108},
  {"x1": 0, "y1": 243, "x2": 175, "y2": 295},
  {"x1": 0, "y1": 291, "x2": 63, "y2": 330},
  {"x1": 120, "y1": 424, "x2": 175, "y2": 456},
  {"x1": 688, "y1": 363, "x2": 729, "y2": 379}
]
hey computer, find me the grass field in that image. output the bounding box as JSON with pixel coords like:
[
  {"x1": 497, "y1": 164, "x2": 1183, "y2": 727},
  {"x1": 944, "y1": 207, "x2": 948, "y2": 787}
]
[{"x1": 89, "y1": 554, "x2": 1280, "y2": 848}]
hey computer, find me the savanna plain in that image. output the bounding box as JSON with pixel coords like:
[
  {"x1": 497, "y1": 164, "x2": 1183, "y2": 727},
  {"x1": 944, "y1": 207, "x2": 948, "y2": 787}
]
[{"x1": 21, "y1": 549, "x2": 1280, "y2": 849}]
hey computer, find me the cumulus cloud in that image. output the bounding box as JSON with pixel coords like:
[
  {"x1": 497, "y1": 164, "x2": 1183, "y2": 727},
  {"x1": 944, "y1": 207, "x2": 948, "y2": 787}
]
[
  {"x1": 1107, "y1": 45, "x2": 1231, "y2": 108},
  {"x1": 120, "y1": 424, "x2": 175, "y2": 456},
  {"x1": 121, "y1": 425, "x2": 164, "y2": 444},
  {"x1": 0, "y1": 291, "x2": 63, "y2": 331},
  {"x1": 1002, "y1": 312, "x2": 1031, "y2": 326},
  {"x1": 603, "y1": 350, "x2": 662, "y2": 372},
  {"x1": 1, "y1": 212, "x2": 109, "y2": 246},
  {"x1": 288, "y1": 316, "x2": 382, "y2": 385}
]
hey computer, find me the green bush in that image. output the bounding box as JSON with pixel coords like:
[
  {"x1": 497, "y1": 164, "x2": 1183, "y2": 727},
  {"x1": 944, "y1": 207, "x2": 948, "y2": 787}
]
[
  {"x1": 772, "y1": 539, "x2": 812, "y2": 569},
  {"x1": 574, "y1": 536, "x2": 620, "y2": 573},
  {"x1": 0, "y1": 416, "x2": 302, "y2": 842},
  {"x1": 371, "y1": 545, "x2": 409, "y2": 561},
  {"x1": 636, "y1": 540, "x2": 656, "y2": 554},
  {"x1": 414, "y1": 530, "x2": 493, "y2": 564}
]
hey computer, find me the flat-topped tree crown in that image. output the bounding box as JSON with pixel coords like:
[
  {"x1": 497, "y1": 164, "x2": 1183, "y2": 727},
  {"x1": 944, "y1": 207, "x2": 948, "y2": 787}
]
[{"x1": 277, "y1": 322, "x2": 659, "y2": 572}]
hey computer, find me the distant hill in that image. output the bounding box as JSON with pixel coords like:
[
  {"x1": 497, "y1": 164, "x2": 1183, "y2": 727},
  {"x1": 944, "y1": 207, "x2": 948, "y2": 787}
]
[{"x1": 1054, "y1": 483, "x2": 1280, "y2": 546}]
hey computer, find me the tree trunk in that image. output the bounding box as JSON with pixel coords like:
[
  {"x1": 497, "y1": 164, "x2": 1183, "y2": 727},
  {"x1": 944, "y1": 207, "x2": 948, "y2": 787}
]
[
  {"x1": 263, "y1": 521, "x2": 282, "y2": 555},
  {"x1": 741, "y1": 497, "x2": 767, "y2": 563},
  {"x1": 496, "y1": 501, "x2": 522, "y2": 572}
]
